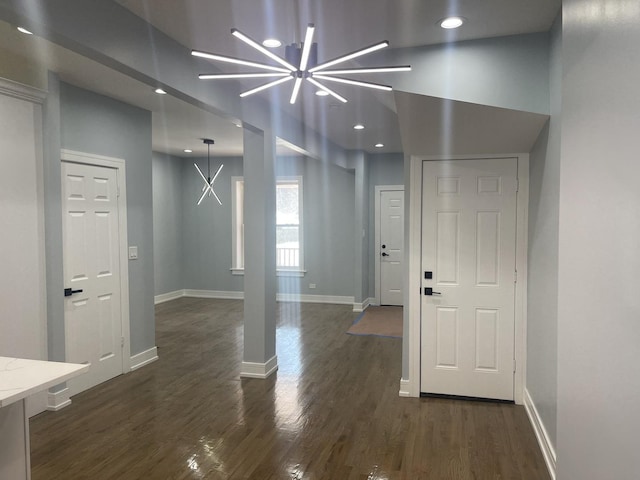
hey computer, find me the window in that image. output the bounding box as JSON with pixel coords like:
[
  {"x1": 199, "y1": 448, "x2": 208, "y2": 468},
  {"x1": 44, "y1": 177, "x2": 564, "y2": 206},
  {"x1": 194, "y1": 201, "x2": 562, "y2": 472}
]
[{"x1": 232, "y1": 176, "x2": 304, "y2": 275}]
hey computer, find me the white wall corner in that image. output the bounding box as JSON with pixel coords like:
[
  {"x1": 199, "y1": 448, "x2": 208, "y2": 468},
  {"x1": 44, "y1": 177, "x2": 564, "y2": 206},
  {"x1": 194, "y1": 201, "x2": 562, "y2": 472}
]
[
  {"x1": 399, "y1": 378, "x2": 415, "y2": 397},
  {"x1": 352, "y1": 297, "x2": 373, "y2": 312},
  {"x1": 240, "y1": 355, "x2": 278, "y2": 379},
  {"x1": 154, "y1": 289, "x2": 185, "y2": 305},
  {"x1": 130, "y1": 346, "x2": 159, "y2": 372},
  {"x1": 524, "y1": 389, "x2": 557, "y2": 480},
  {"x1": 47, "y1": 387, "x2": 72, "y2": 411}
]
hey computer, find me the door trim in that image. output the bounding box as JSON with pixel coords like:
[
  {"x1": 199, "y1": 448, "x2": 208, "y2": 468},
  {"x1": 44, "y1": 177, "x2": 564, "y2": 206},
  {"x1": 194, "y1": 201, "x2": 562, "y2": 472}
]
[
  {"x1": 374, "y1": 185, "x2": 404, "y2": 305},
  {"x1": 405, "y1": 153, "x2": 529, "y2": 404},
  {"x1": 61, "y1": 149, "x2": 131, "y2": 374}
]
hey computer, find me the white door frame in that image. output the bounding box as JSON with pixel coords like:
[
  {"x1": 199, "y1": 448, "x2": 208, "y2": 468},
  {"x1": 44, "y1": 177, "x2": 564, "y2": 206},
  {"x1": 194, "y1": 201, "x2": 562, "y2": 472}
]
[
  {"x1": 405, "y1": 153, "x2": 529, "y2": 404},
  {"x1": 374, "y1": 185, "x2": 404, "y2": 305},
  {"x1": 0, "y1": 78, "x2": 48, "y2": 416},
  {"x1": 61, "y1": 149, "x2": 131, "y2": 373}
]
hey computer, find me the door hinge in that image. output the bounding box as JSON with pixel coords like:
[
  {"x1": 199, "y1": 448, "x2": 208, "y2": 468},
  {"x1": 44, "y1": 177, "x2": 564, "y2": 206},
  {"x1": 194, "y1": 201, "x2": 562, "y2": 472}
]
[
  {"x1": 514, "y1": 270, "x2": 518, "y2": 283},
  {"x1": 513, "y1": 359, "x2": 517, "y2": 373},
  {"x1": 117, "y1": 185, "x2": 121, "y2": 198},
  {"x1": 516, "y1": 178, "x2": 520, "y2": 192},
  {"x1": 121, "y1": 336, "x2": 124, "y2": 348}
]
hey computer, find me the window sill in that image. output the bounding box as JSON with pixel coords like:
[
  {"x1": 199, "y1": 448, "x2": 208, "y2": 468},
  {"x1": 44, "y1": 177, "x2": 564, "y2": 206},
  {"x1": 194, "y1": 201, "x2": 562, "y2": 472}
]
[{"x1": 230, "y1": 268, "x2": 306, "y2": 277}]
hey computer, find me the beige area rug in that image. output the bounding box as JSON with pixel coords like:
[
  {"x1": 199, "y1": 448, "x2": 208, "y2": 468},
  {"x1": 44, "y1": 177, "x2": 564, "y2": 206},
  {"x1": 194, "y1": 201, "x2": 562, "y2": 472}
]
[{"x1": 347, "y1": 306, "x2": 403, "y2": 338}]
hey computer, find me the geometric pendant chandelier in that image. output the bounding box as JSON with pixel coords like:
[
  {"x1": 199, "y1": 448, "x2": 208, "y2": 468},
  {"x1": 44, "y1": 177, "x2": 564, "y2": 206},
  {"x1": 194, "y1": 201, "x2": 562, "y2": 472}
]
[
  {"x1": 192, "y1": 24, "x2": 411, "y2": 105},
  {"x1": 195, "y1": 138, "x2": 223, "y2": 206}
]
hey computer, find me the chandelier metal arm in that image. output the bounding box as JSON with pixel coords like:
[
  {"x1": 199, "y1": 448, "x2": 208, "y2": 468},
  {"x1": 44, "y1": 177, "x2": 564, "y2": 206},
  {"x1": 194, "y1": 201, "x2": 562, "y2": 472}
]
[
  {"x1": 308, "y1": 41, "x2": 389, "y2": 73},
  {"x1": 306, "y1": 77, "x2": 347, "y2": 103},
  {"x1": 199, "y1": 72, "x2": 290, "y2": 79},
  {"x1": 239, "y1": 76, "x2": 293, "y2": 98},
  {"x1": 318, "y1": 66, "x2": 412, "y2": 75},
  {"x1": 290, "y1": 77, "x2": 303, "y2": 104},
  {"x1": 231, "y1": 28, "x2": 298, "y2": 72},
  {"x1": 299, "y1": 24, "x2": 316, "y2": 71},
  {"x1": 192, "y1": 50, "x2": 290, "y2": 73},
  {"x1": 312, "y1": 74, "x2": 392, "y2": 91}
]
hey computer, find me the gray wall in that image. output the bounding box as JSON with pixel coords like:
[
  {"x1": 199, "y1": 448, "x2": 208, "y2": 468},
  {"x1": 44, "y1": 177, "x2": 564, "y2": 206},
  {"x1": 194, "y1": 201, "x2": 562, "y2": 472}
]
[
  {"x1": 60, "y1": 82, "x2": 154, "y2": 356},
  {"x1": 366, "y1": 153, "x2": 405, "y2": 299},
  {"x1": 277, "y1": 157, "x2": 355, "y2": 297},
  {"x1": 152, "y1": 152, "x2": 184, "y2": 296},
  {"x1": 526, "y1": 16, "x2": 561, "y2": 450},
  {"x1": 160, "y1": 154, "x2": 356, "y2": 298},
  {"x1": 557, "y1": 1, "x2": 640, "y2": 478},
  {"x1": 182, "y1": 156, "x2": 244, "y2": 292}
]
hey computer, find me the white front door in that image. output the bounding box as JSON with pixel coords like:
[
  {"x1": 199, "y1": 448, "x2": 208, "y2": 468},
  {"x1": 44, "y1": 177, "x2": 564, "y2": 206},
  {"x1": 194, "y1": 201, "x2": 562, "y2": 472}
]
[
  {"x1": 420, "y1": 158, "x2": 518, "y2": 400},
  {"x1": 62, "y1": 161, "x2": 124, "y2": 395},
  {"x1": 379, "y1": 189, "x2": 404, "y2": 306}
]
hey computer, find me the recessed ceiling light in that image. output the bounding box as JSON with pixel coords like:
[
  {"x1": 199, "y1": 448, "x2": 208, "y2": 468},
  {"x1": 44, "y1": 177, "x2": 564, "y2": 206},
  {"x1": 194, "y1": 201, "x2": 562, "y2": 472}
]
[
  {"x1": 262, "y1": 38, "x2": 282, "y2": 48},
  {"x1": 375, "y1": 143, "x2": 384, "y2": 148},
  {"x1": 315, "y1": 90, "x2": 329, "y2": 96},
  {"x1": 353, "y1": 124, "x2": 365, "y2": 130},
  {"x1": 235, "y1": 123, "x2": 242, "y2": 128},
  {"x1": 155, "y1": 88, "x2": 167, "y2": 95},
  {"x1": 17, "y1": 27, "x2": 33, "y2": 35},
  {"x1": 440, "y1": 16, "x2": 465, "y2": 29},
  {"x1": 184, "y1": 149, "x2": 193, "y2": 153}
]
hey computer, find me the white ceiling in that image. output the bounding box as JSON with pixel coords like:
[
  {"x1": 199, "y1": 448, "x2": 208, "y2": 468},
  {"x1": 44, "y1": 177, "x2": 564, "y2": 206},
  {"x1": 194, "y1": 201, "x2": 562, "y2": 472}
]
[{"x1": 1, "y1": 0, "x2": 560, "y2": 158}]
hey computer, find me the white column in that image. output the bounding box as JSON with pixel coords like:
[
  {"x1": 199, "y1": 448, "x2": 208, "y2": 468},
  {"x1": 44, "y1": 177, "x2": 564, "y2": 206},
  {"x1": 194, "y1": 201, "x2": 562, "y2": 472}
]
[{"x1": 240, "y1": 128, "x2": 278, "y2": 378}]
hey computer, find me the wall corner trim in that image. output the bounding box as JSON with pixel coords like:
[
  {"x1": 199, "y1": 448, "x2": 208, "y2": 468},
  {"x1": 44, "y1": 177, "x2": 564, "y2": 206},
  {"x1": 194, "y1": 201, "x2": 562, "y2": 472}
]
[
  {"x1": 47, "y1": 387, "x2": 72, "y2": 411},
  {"x1": 352, "y1": 297, "x2": 374, "y2": 312},
  {"x1": 240, "y1": 356, "x2": 278, "y2": 379},
  {"x1": 524, "y1": 389, "x2": 557, "y2": 480},
  {"x1": 130, "y1": 347, "x2": 159, "y2": 372},
  {"x1": 399, "y1": 378, "x2": 414, "y2": 397},
  {"x1": 154, "y1": 290, "x2": 186, "y2": 304}
]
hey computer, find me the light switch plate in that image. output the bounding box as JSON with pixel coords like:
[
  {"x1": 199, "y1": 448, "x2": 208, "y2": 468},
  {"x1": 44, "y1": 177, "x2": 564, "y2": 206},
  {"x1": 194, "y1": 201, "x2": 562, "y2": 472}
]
[{"x1": 128, "y1": 246, "x2": 138, "y2": 260}]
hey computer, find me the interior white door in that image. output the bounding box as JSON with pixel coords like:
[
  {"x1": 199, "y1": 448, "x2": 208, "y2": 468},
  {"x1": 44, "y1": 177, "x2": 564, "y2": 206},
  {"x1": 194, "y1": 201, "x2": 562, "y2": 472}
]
[
  {"x1": 420, "y1": 158, "x2": 517, "y2": 400},
  {"x1": 379, "y1": 189, "x2": 404, "y2": 306},
  {"x1": 62, "y1": 161, "x2": 123, "y2": 395}
]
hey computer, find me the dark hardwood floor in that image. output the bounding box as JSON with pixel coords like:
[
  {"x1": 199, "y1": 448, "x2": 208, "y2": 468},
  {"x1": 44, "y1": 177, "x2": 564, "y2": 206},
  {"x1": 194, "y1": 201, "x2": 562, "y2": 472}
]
[{"x1": 30, "y1": 298, "x2": 549, "y2": 479}]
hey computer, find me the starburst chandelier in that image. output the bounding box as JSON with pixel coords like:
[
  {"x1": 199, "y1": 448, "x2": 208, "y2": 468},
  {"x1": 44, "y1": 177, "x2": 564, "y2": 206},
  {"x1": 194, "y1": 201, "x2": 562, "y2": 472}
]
[{"x1": 192, "y1": 24, "x2": 411, "y2": 104}]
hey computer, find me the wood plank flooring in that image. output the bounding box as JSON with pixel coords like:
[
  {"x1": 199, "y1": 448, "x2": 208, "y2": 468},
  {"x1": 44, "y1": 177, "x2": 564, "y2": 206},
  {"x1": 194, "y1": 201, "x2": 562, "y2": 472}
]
[{"x1": 30, "y1": 298, "x2": 549, "y2": 479}]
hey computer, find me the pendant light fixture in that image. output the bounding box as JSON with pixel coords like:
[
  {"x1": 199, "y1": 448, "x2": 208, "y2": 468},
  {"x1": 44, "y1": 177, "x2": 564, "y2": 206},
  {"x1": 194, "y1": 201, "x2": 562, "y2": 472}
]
[
  {"x1": 194, "y1": 138, "x2": 223, "y2": 206},
  {"x1": 192, "y1": 24, "x2": 411, "y2": 104}
]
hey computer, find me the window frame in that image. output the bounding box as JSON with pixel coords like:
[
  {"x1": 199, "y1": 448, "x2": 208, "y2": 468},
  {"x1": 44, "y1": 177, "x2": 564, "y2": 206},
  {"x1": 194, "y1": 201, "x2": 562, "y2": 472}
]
[{"x1": 231, "y1": 175, "x2": 305, "y2": 277}]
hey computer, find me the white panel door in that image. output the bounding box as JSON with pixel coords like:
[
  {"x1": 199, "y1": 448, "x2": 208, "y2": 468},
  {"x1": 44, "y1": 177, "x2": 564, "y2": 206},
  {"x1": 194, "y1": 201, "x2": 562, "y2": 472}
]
[
  {"x1": 420, "y1": 158, "x2": 517, "y2": 400},
  {"x1": 380, "y1": 190, "x2": 404, "y2": 305},
  {"x1": 62, "y1": 161, "x2": 123, "y2": 395}
]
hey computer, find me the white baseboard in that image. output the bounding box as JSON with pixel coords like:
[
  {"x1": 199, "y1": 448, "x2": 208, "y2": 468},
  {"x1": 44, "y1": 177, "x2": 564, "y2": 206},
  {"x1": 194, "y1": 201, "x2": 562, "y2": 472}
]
[
  {"x1": 399, "y1": 378, "x2": 413, "y2": 397},
  {"x1": 154, "y1": 289, "x2": 185, "y2": 305},
  {"x1": 184, "y1": 289, "x2": 244, "y2": 300},
  {"x1": 524, "y1": 389, "x2": 557, "y2": 480},
  {"x1": 157, "y1": 289, "x2": 354, "y2": 306},
  {"x1": 130, "y1": 346, "x2": 159, "y2": 371},
  {"x1": 240, "y1": 355, "x2": 278, "y2": 379},
  {"x1": 47, "y1": 387, "x2": 72, "y2": 411},
  {"x1": 353, "y1": 297, "x2": 375, "y2": 312},
  {"x1": 277, "y1": 293, "x2": 354, "y2": 305}
]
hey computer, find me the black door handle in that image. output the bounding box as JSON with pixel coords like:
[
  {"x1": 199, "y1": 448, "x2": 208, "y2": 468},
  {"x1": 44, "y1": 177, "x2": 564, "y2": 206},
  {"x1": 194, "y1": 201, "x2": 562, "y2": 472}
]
[
  {"x1": 424, "y1": 287, "x2": 441, "y2": 296},
  {"x1": 381, "y1": 252, "x2": 389, "y2": 257},
  {"x1": 64, "y1": 288, "x2": 84, "y2": 297}
]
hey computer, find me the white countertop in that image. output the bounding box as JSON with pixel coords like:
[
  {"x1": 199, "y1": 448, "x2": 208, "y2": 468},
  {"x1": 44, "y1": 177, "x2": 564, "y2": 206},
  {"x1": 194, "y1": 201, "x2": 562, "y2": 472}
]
[{"x1": 0, "y1": 356, "x2": 89, "y2": 408}]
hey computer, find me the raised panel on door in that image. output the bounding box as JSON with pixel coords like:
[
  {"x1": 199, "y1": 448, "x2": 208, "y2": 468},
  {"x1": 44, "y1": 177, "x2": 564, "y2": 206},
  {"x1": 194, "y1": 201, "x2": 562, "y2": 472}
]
[
  {"x1": 62, "y1": 161, "x2": 123, "y2": 396},
  {"x1": 421, "y1": 158, "x2": 517, "y2": 401}
]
